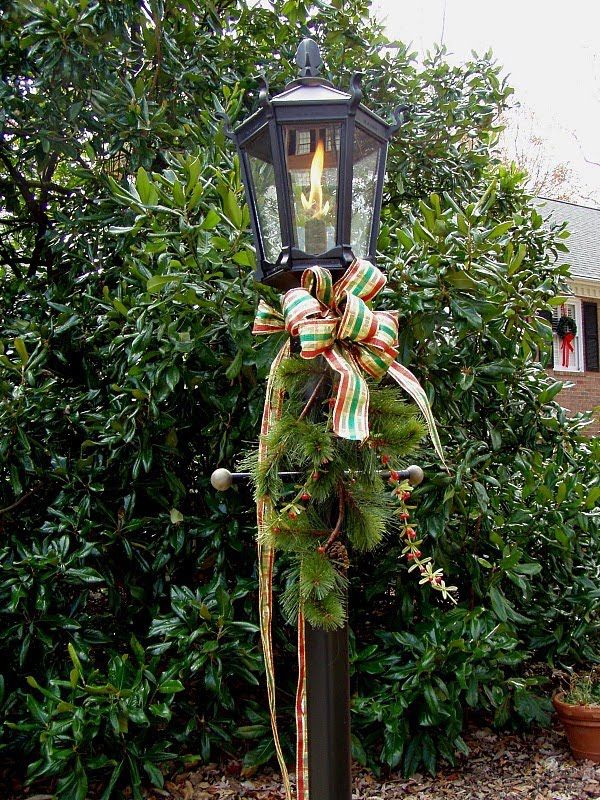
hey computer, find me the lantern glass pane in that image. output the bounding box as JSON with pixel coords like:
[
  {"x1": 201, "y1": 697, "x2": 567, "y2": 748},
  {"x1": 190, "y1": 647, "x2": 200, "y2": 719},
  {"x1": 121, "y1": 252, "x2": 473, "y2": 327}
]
[
  {"x1": 245, "y1": 130, "x2": 282, "y2": 263},
  {"x1": 351, "y1": 128, "x2": 381, "y2": 258},
  {"x1": 283, "y1": 123, "x2": 341, "y2": 255}
]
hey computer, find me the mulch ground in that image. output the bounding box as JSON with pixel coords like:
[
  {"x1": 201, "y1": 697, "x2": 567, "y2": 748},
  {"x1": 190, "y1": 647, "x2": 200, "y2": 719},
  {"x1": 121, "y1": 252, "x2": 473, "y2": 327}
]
[{"x1": 148, "y1": 724, "x2": 600, "y2": 800}]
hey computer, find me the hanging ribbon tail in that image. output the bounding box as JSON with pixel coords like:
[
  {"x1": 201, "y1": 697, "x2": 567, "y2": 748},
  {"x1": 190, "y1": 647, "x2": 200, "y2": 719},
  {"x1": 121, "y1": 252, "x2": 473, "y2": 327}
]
[
  {"x1": 388, "y1": 361, "x2": 448, "y2": 470},
  {"x1": 324, "y1": 344, "x2": 370, "y2": 441},
  {"x1": 561, "y1": 332, "x2": 575, "y2": 368},
  {"x1": 257, "y1": 339, "x2": 293, "y2": 800},
  {"x1": 295, "y1": 612, "x2": 309, "y2": 800}
]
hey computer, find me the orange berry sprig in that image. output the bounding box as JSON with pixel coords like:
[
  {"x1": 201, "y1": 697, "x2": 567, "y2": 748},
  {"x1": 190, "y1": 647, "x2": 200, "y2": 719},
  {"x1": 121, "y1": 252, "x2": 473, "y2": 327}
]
[{"x1": 388, "y1": 470, "x2": 458, "y2": 604}]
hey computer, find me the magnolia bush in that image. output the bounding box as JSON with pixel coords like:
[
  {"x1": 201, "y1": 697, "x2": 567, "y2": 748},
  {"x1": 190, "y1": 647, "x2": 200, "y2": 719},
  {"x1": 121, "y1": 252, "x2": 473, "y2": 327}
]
[{"x1": 0, "y1": 0, "x2": 598, "y2": 796}]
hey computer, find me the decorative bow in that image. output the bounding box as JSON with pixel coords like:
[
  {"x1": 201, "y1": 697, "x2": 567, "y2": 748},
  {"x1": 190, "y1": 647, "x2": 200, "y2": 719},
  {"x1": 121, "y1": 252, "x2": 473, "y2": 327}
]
[
  {"x1": 253, "y1": 258, "x2": 445, "y2": 464},
  {"x1": 561, "y1": 331, "x2": 575, "y2": 368}
]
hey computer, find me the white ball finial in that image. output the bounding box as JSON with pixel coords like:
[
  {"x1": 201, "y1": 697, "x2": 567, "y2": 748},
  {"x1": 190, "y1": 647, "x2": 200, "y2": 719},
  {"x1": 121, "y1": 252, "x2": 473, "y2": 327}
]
[
  {"x1": 406, "y1": 465, "x2": 424, "y2": 487},
  {"x1": 211, "y1": 468, "x2": 233, "y2": 491}
]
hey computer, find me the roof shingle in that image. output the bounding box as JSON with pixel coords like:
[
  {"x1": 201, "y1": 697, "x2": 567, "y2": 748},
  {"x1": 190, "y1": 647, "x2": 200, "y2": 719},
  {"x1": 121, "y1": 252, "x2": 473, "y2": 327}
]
[{"x1": 537, "y1": 197, "x2": 600, "y2": 282}]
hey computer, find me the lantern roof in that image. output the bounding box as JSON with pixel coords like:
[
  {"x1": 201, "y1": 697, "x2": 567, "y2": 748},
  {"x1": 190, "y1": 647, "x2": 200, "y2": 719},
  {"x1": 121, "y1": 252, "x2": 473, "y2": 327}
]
[
  {"x1": 231, "y1": 39, "x2": 404, "y2": 146},
  {"x1": 270, "y1": 82, "x2": 351, "y2": 105}
]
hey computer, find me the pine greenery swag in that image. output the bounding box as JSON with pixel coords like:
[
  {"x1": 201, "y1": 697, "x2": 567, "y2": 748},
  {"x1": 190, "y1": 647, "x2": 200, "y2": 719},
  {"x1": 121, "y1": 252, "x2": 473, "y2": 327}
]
[
  {"x1": 556, "y1": 314, "x2": 577, "y2": 338},
  {"x1": 241, "y1": 355, "x2": 457, "y2": 630}
]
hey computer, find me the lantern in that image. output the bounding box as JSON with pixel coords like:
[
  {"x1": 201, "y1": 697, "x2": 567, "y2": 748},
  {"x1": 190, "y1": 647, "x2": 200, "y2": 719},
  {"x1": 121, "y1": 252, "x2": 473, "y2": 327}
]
[{"x1": 226, "y1": 39, "x2": 404, "y2": 288}]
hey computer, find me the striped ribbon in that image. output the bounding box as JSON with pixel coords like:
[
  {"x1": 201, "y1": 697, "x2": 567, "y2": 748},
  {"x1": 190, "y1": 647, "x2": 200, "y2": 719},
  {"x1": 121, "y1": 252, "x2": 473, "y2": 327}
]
[
  {"x1": 256, "y1": 338, "x2": 294, "y2": 800},
  {"x1": 255, "y1": 336, "x2": 310, "y2": 800},
  {"x1": 253, "y1": 258, "x2": 446, "y2": 800},
  {"x1": 254, "y1": 258, "x2": 445, "y2": 463}
]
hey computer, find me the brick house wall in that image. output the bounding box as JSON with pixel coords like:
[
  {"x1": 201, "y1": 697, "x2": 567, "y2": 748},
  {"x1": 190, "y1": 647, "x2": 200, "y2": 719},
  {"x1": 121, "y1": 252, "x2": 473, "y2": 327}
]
[
  {"x1": 548, "y1": 296, "x2": 600, "y2": 435},
  {"x1": 536, "y1": 198, "x2": 600, "y2": 436}
]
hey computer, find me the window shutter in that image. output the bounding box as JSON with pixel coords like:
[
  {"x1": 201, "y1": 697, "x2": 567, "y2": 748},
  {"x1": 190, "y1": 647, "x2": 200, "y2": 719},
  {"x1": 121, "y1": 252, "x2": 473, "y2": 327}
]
[
  {"x1": 288, "y1": 130, "x2": 297, "y2": 156},
  {"x1": 582, "y1": 302, "x2": 599, "y2": 372},
  {"x1": 538, "y1": 310, "x2": 554, "y2": 365}
]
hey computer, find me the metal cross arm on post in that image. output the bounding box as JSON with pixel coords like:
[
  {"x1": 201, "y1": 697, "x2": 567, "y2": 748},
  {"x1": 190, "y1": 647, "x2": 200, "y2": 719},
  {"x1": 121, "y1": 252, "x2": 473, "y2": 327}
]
[{"x1": 211, "y1": 465, "x2": 425, "y2": 492}]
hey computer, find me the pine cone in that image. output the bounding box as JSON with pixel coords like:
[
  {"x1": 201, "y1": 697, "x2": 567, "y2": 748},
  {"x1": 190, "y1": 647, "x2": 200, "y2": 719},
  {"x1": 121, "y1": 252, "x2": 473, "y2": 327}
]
[{"x1": 328, "y1": 541, "x2": 350, "y2": 573}]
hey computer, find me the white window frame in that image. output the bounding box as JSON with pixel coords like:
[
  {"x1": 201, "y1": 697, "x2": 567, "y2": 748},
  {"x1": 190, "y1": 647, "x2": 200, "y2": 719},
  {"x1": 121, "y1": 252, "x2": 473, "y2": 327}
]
[
  {"x1": 325, "y1": 127, "x2": 339, "y2": 152},
  {"x1": 295, "y1": 130, "x2": 311, "y2": 155},
  {"x1": 552, "y1": 298, "x2": 584, "y2": 373}
]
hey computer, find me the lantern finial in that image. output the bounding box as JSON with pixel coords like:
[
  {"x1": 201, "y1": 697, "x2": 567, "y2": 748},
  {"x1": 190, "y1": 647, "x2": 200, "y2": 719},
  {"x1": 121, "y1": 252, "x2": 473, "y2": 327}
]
[{"x1": 295, "y1": 38, "x2": 322, "y2": 78}]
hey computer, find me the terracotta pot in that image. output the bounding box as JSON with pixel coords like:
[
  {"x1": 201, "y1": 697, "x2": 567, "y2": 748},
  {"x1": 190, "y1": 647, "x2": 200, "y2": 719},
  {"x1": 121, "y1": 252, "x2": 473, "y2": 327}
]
[{"x1": 553, "y1": 692, "x2": 600, "y2": 763}]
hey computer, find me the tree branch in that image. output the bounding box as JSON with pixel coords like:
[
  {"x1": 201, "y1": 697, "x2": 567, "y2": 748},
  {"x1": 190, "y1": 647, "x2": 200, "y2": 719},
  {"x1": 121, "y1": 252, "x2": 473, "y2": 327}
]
[
  {"x1": 0, "y1": 144, "x2": 40, "y2": 212},
  {"x1": 0, "y1": 178, "x2": 73, "y2": 196},
  {"x1": 298, "y1": 374, "x2": 326, "y2": 421},
  {"x1": 571, "y1": 129, "x2": 600, "y2": 168},
  {"x1": 324, "y1": 487, "x2": 345, "y2": 551},
  {"x1": 0, "y1": 142, "x2": 59, "y2": 280},
  {"x1": 0, "y1": 483, "x2": 42, "y2": 517}
]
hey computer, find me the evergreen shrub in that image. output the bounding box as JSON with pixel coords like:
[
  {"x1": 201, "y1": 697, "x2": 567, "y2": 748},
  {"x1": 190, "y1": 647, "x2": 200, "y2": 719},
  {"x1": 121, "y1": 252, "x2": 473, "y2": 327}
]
[{"x1": 0, "y1": 1, "x2": 598, "y2": 795}]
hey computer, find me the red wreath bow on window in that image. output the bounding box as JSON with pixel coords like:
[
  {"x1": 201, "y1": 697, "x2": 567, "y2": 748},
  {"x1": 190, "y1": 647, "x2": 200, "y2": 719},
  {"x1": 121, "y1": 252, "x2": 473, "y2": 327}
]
[
  {"x1": 561, "y1": 331, "x2": 575, "y2": 368},
  {"x1": 556, "y1": 312, "x2": 577, "y2": 369}
]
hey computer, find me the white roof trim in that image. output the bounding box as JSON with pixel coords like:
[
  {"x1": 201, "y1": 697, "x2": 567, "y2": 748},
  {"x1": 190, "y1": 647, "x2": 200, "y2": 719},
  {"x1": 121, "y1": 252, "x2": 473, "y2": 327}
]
[
  {"x1": 570, "y1": 277, "x2": 600, "y2": 300},
  {"x1": 271, "y1": 84, "x2": 351, "y2": 103}
]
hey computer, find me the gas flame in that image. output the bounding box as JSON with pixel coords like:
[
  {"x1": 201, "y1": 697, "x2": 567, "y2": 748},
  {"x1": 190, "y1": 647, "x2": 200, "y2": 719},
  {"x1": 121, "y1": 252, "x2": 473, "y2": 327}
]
[{"x1": 301, "y1": 139, "x2": 330, "y2": 219}]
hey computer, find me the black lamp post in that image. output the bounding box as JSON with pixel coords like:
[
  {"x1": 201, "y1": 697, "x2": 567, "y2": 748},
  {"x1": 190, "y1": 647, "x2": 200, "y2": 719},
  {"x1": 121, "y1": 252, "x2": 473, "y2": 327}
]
[
  {"x1": 219, "y1": 39, "x2": 406, "y2": 800},
  {"x1": 227, "y1": 38, "x2": 403, "y2": 289}
]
